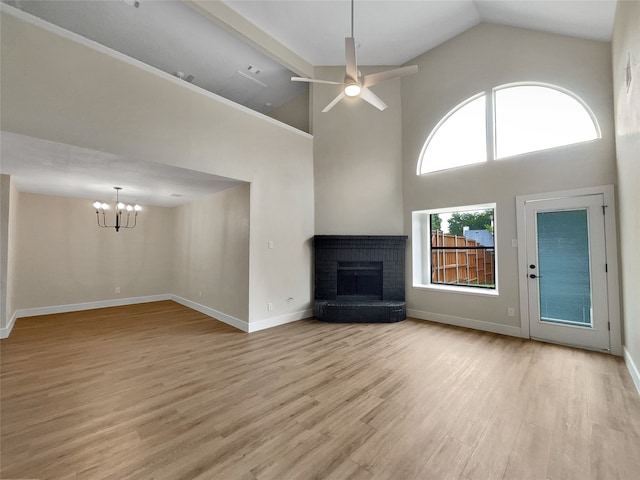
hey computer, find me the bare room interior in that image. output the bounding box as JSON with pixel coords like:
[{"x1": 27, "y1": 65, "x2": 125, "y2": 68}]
[{"x1": 1, "y1": 1, "x2": 639, "y2": 479}]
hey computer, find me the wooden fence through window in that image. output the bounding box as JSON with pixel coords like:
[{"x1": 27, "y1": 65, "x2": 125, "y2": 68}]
[{"x1": 431, "y1": 230, "x2": 495, "y2": 287}]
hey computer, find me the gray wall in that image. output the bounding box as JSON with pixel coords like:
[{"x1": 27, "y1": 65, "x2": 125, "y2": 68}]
[
  {"x1": 612, "y1": 2, "x2": 640, "y2": 383},
  {"x1": 312, "y1": 66, "x2": 404, "y2": 235},
  {"x1": 173, "y1": 185, "x2": 250, "y2": 322},
  {"x1": 0, "y1": 11, "x2": 314, "y2": 325},
  {"x1": 402, "y1": 24, "x2": 616, "y2": 332},
  {"x1": 9, "y1": 192, "x2": 175, "y2": 311},
  {"x1": 4, "y1": 186, "x2": 250, "y2": 327}
]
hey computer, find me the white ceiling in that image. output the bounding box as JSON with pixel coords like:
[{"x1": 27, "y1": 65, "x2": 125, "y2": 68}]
[
  {"x1": 0, "y1": 132, "x2": 245, "y2": 207},
  {"x1": 0, "y1": 0, "x2": 618, "y2": 206},
  {"x1": 224, "y1": 0, "x2": 617, "y2": 66}
]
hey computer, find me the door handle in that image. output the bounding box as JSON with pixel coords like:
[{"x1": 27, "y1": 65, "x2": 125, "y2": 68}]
[{"x1": 529, "y1": 274, "x2": 543, "y2": 279}]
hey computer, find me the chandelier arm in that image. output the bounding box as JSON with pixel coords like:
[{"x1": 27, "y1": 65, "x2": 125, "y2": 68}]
[
  {"x1": 93, "y1": 188, "x2": 140, "y2": 231},
  {"x1": 96, "y1": 210, "x2": 107, "y2": 228}
]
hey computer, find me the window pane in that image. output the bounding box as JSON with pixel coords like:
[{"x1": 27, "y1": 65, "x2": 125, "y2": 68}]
[
  {"x1": 430, "y1": 208, "x2": 495, "y2": 288},
  {"x1": 419, "y1": 95, "x2": 487, "y2": 174},
  {"x1": 537, "y1": 209, "x2": 592, "y2": 326},
  {"x1": 495, "y1": 85, "x2": 598, "y2": 159}
]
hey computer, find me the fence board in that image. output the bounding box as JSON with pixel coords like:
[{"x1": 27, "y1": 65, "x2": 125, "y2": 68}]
[{"x1": 431, "y1": 230, "x2": 494, "y2": 286}]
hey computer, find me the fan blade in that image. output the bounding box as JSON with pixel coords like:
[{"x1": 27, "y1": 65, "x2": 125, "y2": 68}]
[
  {"x1": 322, "y1": 92, "x2": 346, "y2": 113},
  {"x1": 345, "y1": 37, "x2": 358, "y2": 82},
  {"x1": 359, "y1": 87, "x2": 388, "y2": 111},
  {"x1": 291, "y1": 77, "x2": 343, "y2": 85},
  {"x1": 363, "y1": 65, "x2": 418, "y2": 88}
]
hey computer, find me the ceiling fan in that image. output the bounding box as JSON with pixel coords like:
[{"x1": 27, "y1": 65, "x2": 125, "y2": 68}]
[{"x1": 291, "y1": 0, "x2": 418, "y2": 113}]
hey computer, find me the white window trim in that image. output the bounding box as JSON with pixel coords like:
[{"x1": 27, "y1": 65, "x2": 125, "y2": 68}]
[
  {"x1": 492, "y1": 82, "x2": 602, "y2": 160},
  {"x1": 412, "y1": 203, "x2": 499, "y2": 296},
  {"x1": 417, "y1": 82, "x2": 601, "y2": 175},
  {"x1": 416, "y1": 92, "x2": 486, "y2": 175}
]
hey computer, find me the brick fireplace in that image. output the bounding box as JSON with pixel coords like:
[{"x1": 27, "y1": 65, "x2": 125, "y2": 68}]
[{"x1": 313, "y1": 235, "x2": 408, "y2": 323}]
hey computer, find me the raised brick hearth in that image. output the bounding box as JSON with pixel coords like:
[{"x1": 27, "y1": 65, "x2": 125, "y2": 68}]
[{"x1": 313, "y1": 235, "x2": 408, "y2": 323}]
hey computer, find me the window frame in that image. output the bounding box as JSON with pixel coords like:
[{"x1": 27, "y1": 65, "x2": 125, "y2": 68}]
[
  {"x1": 492, "y1": 82, "x2": 601, "y2": 160},
  {"x1": 412, "y1": 203, "x2": 499, "y2": 296},
  {"x1": 416, "y1": 92, "x2": 487, "y2": 175},
  {"x1": 417, "y1": 82, "x2": 601, "y2": 175}
]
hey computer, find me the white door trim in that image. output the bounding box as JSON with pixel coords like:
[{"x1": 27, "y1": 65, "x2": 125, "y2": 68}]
[{"x1": 515, "y1": 185, "x2": 622, "y2": 355}]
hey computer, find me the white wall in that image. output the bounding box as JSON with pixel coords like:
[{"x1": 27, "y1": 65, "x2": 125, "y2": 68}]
[
  {"x1": 0, "y1": 10, "x2": 314, "y2": 325},
  {"x1": 312, "y1": 66, "x2": 404, "y2": 235},
  {"x1": 402, "y1": 24, "x2": 616, "y2": 333},
  {"x1": 612, "y1": 1, "x2": 640, "y2": 388},
  {"x1": 10, "y1": 192, "x2": 174, "y2": 311},
  {"x1": 173, "y1": 185, "x2": 250, "y2": 322}
]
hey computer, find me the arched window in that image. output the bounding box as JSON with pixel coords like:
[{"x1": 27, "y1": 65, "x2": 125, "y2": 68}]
[
  {"x1": 417, "y1": 94, "x2": 486, "y2": 174},
  {"x1": 417, "y1": 83, "x2": 600, "y2": 175},
  {"x1": 494, "y1": 84, "x2": 600, "y2": 159}
]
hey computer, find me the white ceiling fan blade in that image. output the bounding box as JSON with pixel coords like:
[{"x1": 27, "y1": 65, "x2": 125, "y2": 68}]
[
  {"x1": 322, "y1": 92, "x2": 346, "y2": 113},
  {"x1": 291, "y1": 77, "x2": 344, "y2": 86},
  {"x1": 359, "y1": 87, "x2": 388, "y2": 111},
  {"x1": 363, "y1": 65, "x2": 418, "y2": 88},
  {"x1": 345, "y1": 37, "x2": 358, "y2": 82}
]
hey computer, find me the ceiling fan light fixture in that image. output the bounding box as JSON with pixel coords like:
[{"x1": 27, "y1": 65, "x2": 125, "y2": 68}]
[
  {"x1": 291, "y1": 0, "x2": 417, "y2": 112},
  {"x1": 344, "y1": 83, "x2": 361, "y2": 97}
]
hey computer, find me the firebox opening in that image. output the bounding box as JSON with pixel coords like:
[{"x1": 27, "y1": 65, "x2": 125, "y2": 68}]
[{"x1": 337, "y1": 261, "x2": 383, "y2": 300}]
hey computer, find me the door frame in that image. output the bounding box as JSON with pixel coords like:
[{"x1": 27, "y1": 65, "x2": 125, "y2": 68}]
[{"x1": 515, "y1": 185, "x2": 622, "y2": 355}]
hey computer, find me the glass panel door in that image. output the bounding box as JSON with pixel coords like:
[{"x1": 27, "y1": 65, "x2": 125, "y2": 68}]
[
  {"x1": 537, "y1": 209, "x2": 592, "y2": 326},
  {"x1": 525, "y1": 194, "x2": 609, "y2": 351}
]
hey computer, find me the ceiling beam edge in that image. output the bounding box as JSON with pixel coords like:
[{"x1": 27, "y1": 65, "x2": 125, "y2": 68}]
[{"x1": 182, "y1": 0, "x2": 314, "y2": 78}]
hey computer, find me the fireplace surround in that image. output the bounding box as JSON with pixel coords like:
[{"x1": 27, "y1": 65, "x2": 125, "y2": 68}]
[{"x1": 313, "y1": 235, "x2": 408, "y2": 323}]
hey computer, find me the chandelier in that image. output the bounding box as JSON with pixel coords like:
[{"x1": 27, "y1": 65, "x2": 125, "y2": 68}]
[{"x1": 93, "y1": 187, "x2": 141, "y2": 232}]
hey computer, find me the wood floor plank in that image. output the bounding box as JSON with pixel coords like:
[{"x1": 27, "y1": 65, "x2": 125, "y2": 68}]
[{"x1": 2, "y1": 300, "x2": 639, "y2": 479}]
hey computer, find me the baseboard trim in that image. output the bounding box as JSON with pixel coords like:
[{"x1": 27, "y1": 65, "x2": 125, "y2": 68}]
[
  {"x1": 13, "y1": 295, "x2": 172, "y2": 319},
  {"x1": 624, "y1": 346, "x2": 640, "y2": 397},
  {"x1": 170, "y1": 295, "x2": 249, "y2": 332},
  {"x1": 247, "y1": 309, "x2": 313, "y2": 333},
  {"x1": 1, "y1": 295, "x2": 172, "y2": 339},
  {"x1": 2, "y1": 295, "x2": 310, "y2": 338},
  {"x1": 0, "y1": 311, "x2": 18, "y2": 339},
  {"x1": 407, "y1": 309, "x2": 525, "y2": 339}
]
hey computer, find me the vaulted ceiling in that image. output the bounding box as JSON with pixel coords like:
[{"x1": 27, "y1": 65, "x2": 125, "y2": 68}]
[{"x1": 0, "y1": 0, "x2": 618, "y2": 206}]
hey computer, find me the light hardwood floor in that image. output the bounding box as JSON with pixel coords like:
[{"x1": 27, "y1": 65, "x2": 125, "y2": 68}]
[{"x1": 1, "y1": 300, "x2": 639, "y2": 480}]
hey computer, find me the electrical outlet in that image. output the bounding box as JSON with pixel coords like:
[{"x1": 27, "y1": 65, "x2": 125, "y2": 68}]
[
  {"x1": 267, "y1": 303, "x2": 273, "y2": 311},
  {"x1": 198, "y1": 291, "x2": 202, "y2": 299},
  {"x1": 115, "y1": 287, "x2": 121, "y2": 294},
  {"x1": 507, "y1": 307, "x2": 515, "y2": 317}
]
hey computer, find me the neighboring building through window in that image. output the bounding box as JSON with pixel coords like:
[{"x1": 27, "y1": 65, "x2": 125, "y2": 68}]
[
  {"x1": 417, "y1": 83, "x2": 600, "y2": 175},
  {"x1": 412, "y1": 204, "x2": 497, "y2": 293}
]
